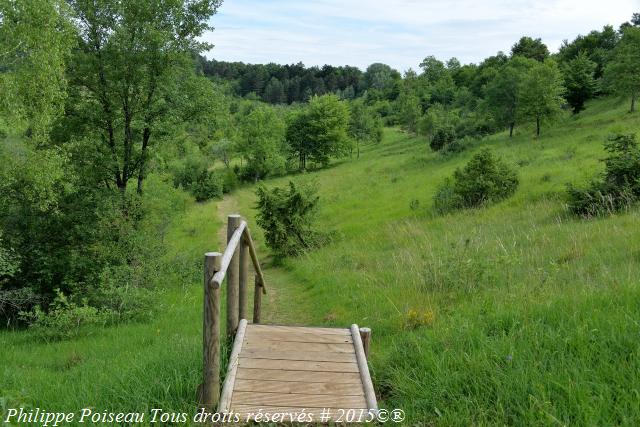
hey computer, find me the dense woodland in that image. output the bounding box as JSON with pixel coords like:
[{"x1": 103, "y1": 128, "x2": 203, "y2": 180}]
[{"x1": 1, "y1": 0, "x2": 639, "y2": 338}]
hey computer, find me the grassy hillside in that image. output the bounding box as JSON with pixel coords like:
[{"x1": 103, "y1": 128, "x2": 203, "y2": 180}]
[
  {"x1": 2, "y1": 96, "x2": 639, "y2": 425},
  {"x1": 229, "y1": 96, "x2": 640, "y2": 425}
]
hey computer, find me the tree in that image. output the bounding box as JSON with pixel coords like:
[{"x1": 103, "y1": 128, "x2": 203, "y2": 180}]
[
  {"x1": 0, "y1": 0, "x2": 75, "y2": 142},
  {"x1": 396, "y1": 90, "x2": 422, "y2": 133},
  {"x1": 255, "y1": 181, "x2": 322, "y2": 257},
  {"x1": 348, "y1": 99, "x2": 383, "y2": 158},
  {"x1": 64, "y1": 0, "x2": 221, "y2": 194},
  {"x1": 605, "y1": 27, "x2": 640, "y2": 112},
  {"x1": 511, "y1": 36, "x2": 549, "y2": 62},
  {"x1": 518, "y1": 60, "x2": 565, "y2": 136},
  {"x1": 419, "y1": 56, "x2": 447, "y2": 83},
  {"x1": 562, "y1": 52, "x2": 597, "y2": 113},
  {"x1": 263, "y1": 77, "x2": 285, "y2": 104},
  {"x1": 237, "y1": 105, "x2": 286, "y2": 181},
  {"x1": 286, "y1": 95, "x2": 351, "y2": 170},
  {"x1": 484, "y1": 57, "x2": 534, "y2": 137}
]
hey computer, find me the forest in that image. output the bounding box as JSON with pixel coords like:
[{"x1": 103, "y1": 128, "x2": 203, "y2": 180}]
[{"x1": 2, "y1": 0, "x2": 640, "y2": 425}]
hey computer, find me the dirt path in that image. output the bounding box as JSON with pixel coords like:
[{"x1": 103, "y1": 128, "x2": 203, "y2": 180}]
[{"x1": 214, "y1": 194, "x2": 315, "y2": 326}]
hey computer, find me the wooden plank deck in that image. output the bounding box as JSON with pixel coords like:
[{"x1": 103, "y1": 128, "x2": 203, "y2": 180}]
[{"x1": 218, "y1": 321, "x2": 378, "y2": 423}]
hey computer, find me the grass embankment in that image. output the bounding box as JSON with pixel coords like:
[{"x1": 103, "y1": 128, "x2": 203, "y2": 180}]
[
  {"x1": 2, "y1": 96, "x2": 639, "y2": 425},
  {"x1": 230, "y1": 96, "x2": 640, "y2": 425}
]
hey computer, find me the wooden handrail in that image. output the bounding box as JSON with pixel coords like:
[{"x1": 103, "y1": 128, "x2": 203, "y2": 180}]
[
  {"x1": 200, "y1": 214, "x2": 268, "y2": 410},
  {"x1": 210, "y1": 220, "x2": 247, "y2": 288}
]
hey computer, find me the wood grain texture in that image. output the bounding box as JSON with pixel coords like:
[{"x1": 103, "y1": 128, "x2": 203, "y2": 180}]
[
  {"x1": 218, "y1": 319, "x2": 248, "y2": 413},
  {"x1": 244, "y1": 330, "x2": 353, "y2": 344},
  {"x1": 351, "y1": 324, "x2": 378, "y2": 411},
  {"x1": 238, "y1": 358, "x2": 359, "y2": 373},
  {"x1": 232, "y1": 391, "x2": 367, "y2": 408},
  {"x1": 239, "y1": 350, "x2": 356, "y2": 363},
  {"x1": 225, "y1": 215, "x2": 241, "y2": 337},
  {"x1": 248, "y1": 324, "x2": 350, "y2": 336},
  {"x1": 238, "y1": 239, "x2": 249, "y2": 321},
  {"x1": 235, "y1": 368, "x2": 362, "y2": 384},
  {"x1": 234, "y1": 379, "x2": 365, "y2": 396},
  {"x1": 243, "y1": 340, "x2": 354, "y2": 353},
  {"x1": 202, "y1": 252, "x2": 222, "y2": 410}
]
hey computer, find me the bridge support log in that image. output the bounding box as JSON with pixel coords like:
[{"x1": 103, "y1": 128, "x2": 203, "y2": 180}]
[
  {"x1": 359, "y1": 327, "x2": 371, "y2": 360},
  {"x1": 253, "y1": 274, "x2": 262, "y2": 324},
  {"x1": 202, "y1": 252, "x2": 222, "y2": 410},
  {"x1": 239, "y1": 234, "x2": 249, "y2": 321},
  {"x1": 227, "y1": 215, "x2": 241, "y2": 338}
]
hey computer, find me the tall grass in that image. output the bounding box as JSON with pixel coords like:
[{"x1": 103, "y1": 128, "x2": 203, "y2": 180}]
[{"x1": 2, "y1": 96, "x2": 639, "y2": 425}]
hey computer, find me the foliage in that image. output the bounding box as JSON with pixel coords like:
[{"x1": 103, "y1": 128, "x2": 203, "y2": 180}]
[
  {"x1": 20, "y1": 289, "x2": 111, "y2": 341},
  {"x1": 63, "y1": 0, "x2": 222, "y2": 193},
  {"x1": 255, "y1": 181, "x2": 324, "y2": 257},
  {"x1": 557, "y1": 25, "x2": 618, "y2": 79},
  {"x1": 434, "y1": 149, "x2": 519, "y2": 213},
  {"x1": 236, "y1": 104, "x2": 286, "y2": 181},
  {"x1": 562, "y1": 52, "x2": 597, "y2": 114},
  {"x1": 430, "y1": 124, "x2": 456, "y2": 152},
  {"x1": 403, "y1": 308, "x2": 435, "y2": 330},
  {"x1": 0, "y1": 0, "x2": 75, "y2": 142},
  {"x1": 510, "y1": 36, "x2": 550, "y2": 62},
  {"x1": 484, "y1": 57, "x2": 533, "y2": 136},
  {"x1": 286, "y1": 95, "x2": 352, "y2": 170},
  {"x1": 201, "y1": 59, "x2": 364, "y2": 104},
  {"x1": 567, "y1": 133, "x2": 640, "y2": 217},
  {"x1": 349, "y1": 99, "x2": 383, "y2": 158},
  {"x1": 518, "y1": 59, "x2": 565, "y2": 136},
  {"x1": 604, "y1": 27, "x2": 640, "y2": 112}
]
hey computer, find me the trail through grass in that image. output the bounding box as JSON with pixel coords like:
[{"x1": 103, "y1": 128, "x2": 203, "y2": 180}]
[{"x1": 2, "y1": 96, "x2": 640, "y2": 425}]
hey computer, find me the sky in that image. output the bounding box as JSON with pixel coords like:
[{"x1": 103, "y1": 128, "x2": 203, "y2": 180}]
[{"x1": 201, "y1": 0, "x2": 638, "y2": 72}]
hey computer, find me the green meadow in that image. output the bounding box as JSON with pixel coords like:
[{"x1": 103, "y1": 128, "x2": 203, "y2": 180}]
[{"x1": 2, "y1": 96, "x2": 640, "y2": 425}]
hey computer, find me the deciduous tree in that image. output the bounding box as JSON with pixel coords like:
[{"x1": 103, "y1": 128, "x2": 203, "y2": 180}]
[{"x1": 605, "y1": 27, "x2": 640, "y2": 112}]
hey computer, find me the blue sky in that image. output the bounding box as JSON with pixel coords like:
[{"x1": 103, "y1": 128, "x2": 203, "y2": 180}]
[{"x1": 201, "y1": 0, "x2": 638, "y2": 71}]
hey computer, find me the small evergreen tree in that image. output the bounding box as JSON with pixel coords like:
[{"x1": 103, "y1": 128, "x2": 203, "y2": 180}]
[
  {"x1": 255, "y1": 181, "x2": 324, "y2": 257},
  {"x1": 563, "y1": 52, "x2": 597, "y2": 113}
]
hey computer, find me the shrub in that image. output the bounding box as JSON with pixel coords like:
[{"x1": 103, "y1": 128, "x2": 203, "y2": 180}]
[
  {"x1": 20, "y1": 290, "x2": 111, "y2": 341},
  {"x1": 434, "y1": 149, "x2": 519, "y2": 213},
  {"x1": 191, "y1": 170, "x2": 223, "y2": 202},
  {"x1": 567, "y1": 133, "x2": 640, "y2": 217},
  {"x1": 430, "y1": 125, "x2": 456, "y2": 152},
  {"x1": 255, "y1": 181, "x2": 325, "y2": 257},
  {"x1": 221, "y1": 169, "x2": 240, "y2": 194}
]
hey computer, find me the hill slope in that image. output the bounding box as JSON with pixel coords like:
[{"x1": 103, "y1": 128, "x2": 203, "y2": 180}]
[
  {"x1": 230, "y1": 96, "x2": 640, "y2": 424},
  {"x1": 1, "y1": 96, "x2": 639, "y2": 425}
]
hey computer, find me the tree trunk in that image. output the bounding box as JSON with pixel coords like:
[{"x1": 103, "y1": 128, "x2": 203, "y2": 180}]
[
  {"x1": 137, "y1": 127, "x2": 151, "y2": 194},
  {"x1": 631, "y1": 93, "x2": 636, "y2": 113},
  {"x1": 357, "y1": 141, "x2": 360, "y2": 159},
  {"x1": 536, "y1": 117, "x2": 540, "y2": 137},
  {"x1": 509, "y1": 122, "x2": 514, "y2": 138}
]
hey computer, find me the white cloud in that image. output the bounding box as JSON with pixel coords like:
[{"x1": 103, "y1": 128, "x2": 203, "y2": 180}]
[{"x1": 202, "y1": 0, "x2": 637, "y2": 70}]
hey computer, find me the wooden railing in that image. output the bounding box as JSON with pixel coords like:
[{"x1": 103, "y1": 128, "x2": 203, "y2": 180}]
[{"x1": 201, "y1": 214, "x2": 267, "y2": 411}]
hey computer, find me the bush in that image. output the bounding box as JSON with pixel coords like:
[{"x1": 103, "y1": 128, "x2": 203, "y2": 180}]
[
  {"x1": 567, "y1": 133, "x2": 640, "y2": 217},
  {"x1": 170, "y1": 154, "x2": 223, "y2": 201},
  {"x1": 430, "y1": 125, "x2": 456, "y2": 151},
  {"x1": 221, "y1": 169, "x2": 240, "y2": 194},
  {"x1": 255, "y1": 181, "x2": 326, "y2": 257},
  {"x1": 191, "y1": 170, "x2": 223, "y2": 202},
  {"x1": 20, "y1": 290, "x2": 111, "y2": 341},
  {"x1": 434, "y1": 149, "x2": 519, "y2": 213}
]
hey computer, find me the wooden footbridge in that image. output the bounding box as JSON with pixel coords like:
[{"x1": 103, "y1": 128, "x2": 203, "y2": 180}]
[{"x1": 199, "y1": 215, "x2": 377, "y2": 423}]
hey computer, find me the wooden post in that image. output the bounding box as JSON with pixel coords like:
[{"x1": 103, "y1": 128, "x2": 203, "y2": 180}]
[
  {"x1": 238, "y1": 235, "x2": 249, "y2": 321},
  {"x1": 359, "y1": 327, "x2": 371, "y2": 360},
  {"x1": 226, "y1": 215, "x2": 241, "y2": 338},
  {"x1": 202, "y1": 252, "x2": 221, "y2": 410},
  {"x1": 253, "y1": 274, "x2": 262, "y2": 324}
]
